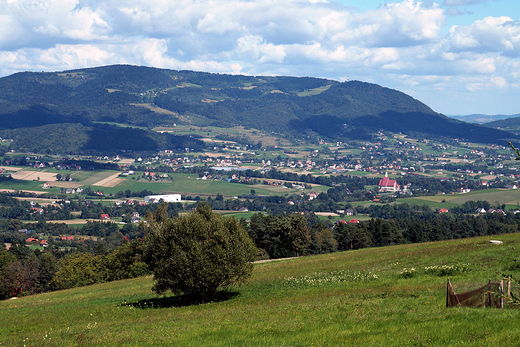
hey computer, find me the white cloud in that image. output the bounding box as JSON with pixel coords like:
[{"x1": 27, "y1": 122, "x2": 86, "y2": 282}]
[
  {"x1": 444, "y1": 16, "x2": 520, "y2": 56},
  {"x1": 235, "y1": 35, "x2": 286, "y2": 64},
  {"x1": 0, "y1": 0, "x2": 519, "y2": 114}
]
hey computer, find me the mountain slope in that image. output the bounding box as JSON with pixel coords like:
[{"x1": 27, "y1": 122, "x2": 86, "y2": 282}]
[
  {"x1": 484, "y1": 116, "x2": 520, "y2": 130},
  {"x1": 0, "y1": 64, "x2": 516, "y2": 152}
]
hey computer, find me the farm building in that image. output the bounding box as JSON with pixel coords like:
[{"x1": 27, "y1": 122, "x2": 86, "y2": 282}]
[{"x1": 144, "y1": 194, "x2": 182, "y2": 203}]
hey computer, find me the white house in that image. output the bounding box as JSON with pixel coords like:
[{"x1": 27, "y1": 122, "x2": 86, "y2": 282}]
[{"x1": 144, "y1": 194, "x2": 182, "y2": 203}]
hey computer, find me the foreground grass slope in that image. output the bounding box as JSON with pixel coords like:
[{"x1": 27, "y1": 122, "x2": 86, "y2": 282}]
[{"x1": 2, "y1": 234, "x2": 520, "y2": 346}]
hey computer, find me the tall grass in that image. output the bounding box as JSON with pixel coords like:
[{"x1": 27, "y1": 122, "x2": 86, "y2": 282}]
[{"x1": 2, "y1": 234, "x2": 520, "y2": 346}]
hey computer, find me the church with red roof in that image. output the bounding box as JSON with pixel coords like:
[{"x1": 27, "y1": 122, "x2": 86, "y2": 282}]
[{"x1": 378, "y1": 172, "x2": 399, "y2": 192}]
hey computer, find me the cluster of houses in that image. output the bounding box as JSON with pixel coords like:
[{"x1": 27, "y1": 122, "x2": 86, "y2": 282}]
[
  {"x1": 475, "y1": 208, "x2": 509, "y2": 215},
  {"x1": 63, "y1": 187, "x2": 84, "y2": 194},
  {"x1": 144, "y1": 194, "x2": 182, "y2": 204},
  {"x1": 17, "y1": 229, "x2": 88, "y2": 248},
  {"x1": 142, "y1": 171, "x2": 169, "y2": 180},
  {"x1": 25, "y1": 237, "x2": 48, "y2": 247},
  {"x1": 335, "y1": 219, "x2": 361, "y2": 225}
]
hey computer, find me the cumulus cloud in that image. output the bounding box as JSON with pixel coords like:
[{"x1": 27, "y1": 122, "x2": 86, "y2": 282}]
[
  {"x1": 0, "y1": 0, "x2": 518, "y2": 114},
  {"x1": 444, "y1": 16, "x2": 520, "y2": 56}
]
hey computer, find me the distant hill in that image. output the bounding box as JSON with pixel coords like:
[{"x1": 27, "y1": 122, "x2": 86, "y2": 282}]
[
  {"x1": 483, "y1": 116, "x2": 520, "y2": 131},
  {"x1": 449, "y1": 114, "x2": 520, "y2": 124},
  {"x1": 0, "y1": 64, "x2": 517, "y2": 153}
]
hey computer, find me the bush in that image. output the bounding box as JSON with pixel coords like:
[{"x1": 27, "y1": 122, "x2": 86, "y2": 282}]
[
  {"x1": 505, "y1": 258, "x2": 520, "y2": 273},
  {"x1": 284, "y1": 270, "x2": 378, "y2": 287},
  {"x1": 143, "y1": 202, "x2": 257, "y2": 302},
  {"x1": 424, "y1": 263, "x2": 470, "y2": 277},
  {"x1": 103, "y1": 240, "x2": 150, "y2": 281},
  {"x1": 398, "y1": 268, "x2": 417, "y2": 279},
  {"x1": 50, "y1": 253, "x2": 106, "y2": 290}
]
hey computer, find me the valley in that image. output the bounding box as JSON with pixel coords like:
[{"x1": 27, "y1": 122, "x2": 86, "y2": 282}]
[{"x1": 1, "y1": 66, "x2": 520, "y2": 346}]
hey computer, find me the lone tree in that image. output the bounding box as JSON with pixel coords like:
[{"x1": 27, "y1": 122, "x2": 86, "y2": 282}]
[{"x1": 143, "y1": 202, "x2": 257, "y2": 302}]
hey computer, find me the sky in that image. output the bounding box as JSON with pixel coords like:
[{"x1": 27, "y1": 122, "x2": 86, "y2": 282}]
[{"x1": 1, "y1": 0, "x2": 519, "y2": 116}]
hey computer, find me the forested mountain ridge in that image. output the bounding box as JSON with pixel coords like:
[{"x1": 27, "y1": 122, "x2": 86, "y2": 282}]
[
  {"x1": 0, "y1": 64, "x2": 516, "y2": 153},
  {"x1": 484, "y1": 116, "x2": 520, "y2": 131}
]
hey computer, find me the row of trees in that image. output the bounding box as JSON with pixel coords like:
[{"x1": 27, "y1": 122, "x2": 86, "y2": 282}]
[
  {"x1": 1, "y1": 202, "x2": 256, "y2": 303},
  {"x1": 0, "y1": 240, "x2": 149, "y2": 300},
  {"x1": 3, "y1": 200, "x2": 520, "y2": 302},
  {"x1": 246, "y1": 209, "x2": 520, "y2": 257}
]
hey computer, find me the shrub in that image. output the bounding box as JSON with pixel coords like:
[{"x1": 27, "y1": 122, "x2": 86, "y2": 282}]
[
  {"x1": 398, "y1": 268, "x2": 417, "y2": 279},
  {"x1": 284, "y1": 270, "x2": 378, "y2": 287},
  {"x1": 103, "y1": 240, "x2": 150, "y2": 281},
  {"x1": 50, "y1": 252, "x2": 106, "y2": 290},
  {"x1": 505, "y1": 258, "x2": 520, "y2": 273},
  {"x1": 424, "y1": 263, "x2": 470, "y2": 277},
  {"x1": 143, "y1": 202, "x2": 257, "y2": 302}
]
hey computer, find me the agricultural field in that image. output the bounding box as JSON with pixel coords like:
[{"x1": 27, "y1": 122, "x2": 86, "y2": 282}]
[
  {"x1": 2, "y1": 233, "x2": 520, "y2": 346},
  {"x1": 0, "y1": 167, "x2": 330, "y2": 199},
  {"x1": 399, "y1": 189, "x2": 520, "y2": 211}
]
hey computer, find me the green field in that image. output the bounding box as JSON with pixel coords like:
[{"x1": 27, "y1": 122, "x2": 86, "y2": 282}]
[
  {"x1": 2, "y1": 234, "x2": 520, "y2": 346},
  {"x1": 0, "y1": 169, "x2": 329, "y2": 198},
  {"x1": 90, "y1": 174, "x2": 327, "y2": 197},
  {"x1": 400, "y1": 189, "x2": 520, "y2": 210}
]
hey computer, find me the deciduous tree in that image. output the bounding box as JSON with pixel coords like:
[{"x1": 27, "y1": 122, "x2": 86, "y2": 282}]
[{"x1": 143, "y1": 202, "x2": 256, "y2": 302}]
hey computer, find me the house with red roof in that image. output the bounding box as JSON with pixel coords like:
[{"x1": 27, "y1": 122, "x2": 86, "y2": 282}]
[
  {"x1": 100, "y1": 214, "x2": 110, "y2": 220},
  {"x1": 439, "y1": 208, "x2": 449, "y2": 213},
  {"x1": 378, "y1": 173, "x2": 399, "y2": 192},
  {"x1": 31, "y1": 207, "x2": 43, "y2": 214}
]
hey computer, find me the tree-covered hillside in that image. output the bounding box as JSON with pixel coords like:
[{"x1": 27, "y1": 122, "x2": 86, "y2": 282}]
[
  {"x1": 484, "y1": 116, "x2": 520, "y2": 132},
  {"x1": 0, "y1": 64, "x2": 516, "y2": 152}
]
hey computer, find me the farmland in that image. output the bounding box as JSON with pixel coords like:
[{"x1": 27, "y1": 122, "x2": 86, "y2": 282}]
[
  {"x1": 2, "y1": 74, "x2": 520, "y2": 345},
  {"x1": 1, "y1": 125, "x2": 520, "y2": 227}
]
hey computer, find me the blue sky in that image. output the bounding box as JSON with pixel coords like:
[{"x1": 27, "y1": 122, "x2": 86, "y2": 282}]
[{"x1": 0, "y1": 0, "x2": 519, "y2": 116}]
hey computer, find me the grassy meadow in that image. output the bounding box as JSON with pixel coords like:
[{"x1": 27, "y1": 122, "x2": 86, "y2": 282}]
[
  {"x1": 396, "y1": 188, "x2": 520, "y2": 211},
  {"x1": 0, "y1": 168, "x2": 329, "y2": 198},
  {"x1": 2, "y1": 233, "x2": 520, "y2": 346}
]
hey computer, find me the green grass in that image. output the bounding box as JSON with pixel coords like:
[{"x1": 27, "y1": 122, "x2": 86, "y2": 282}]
[
  {"x1": 0, "y1": 179, "x2": 45, "y2": 191},
  {"x1": 297, "y1": 84, "x2": 332, "y2": 97},
  {"x1": 0, "y1": 165, "x2": 329, "y2": 198},
  {"x1": 90, "y1": 174, "x2": 328, "y2": 198},
  {"x1": 399, "y1": 189, "x2": 520, "y2": 209},
  {"x1": 2, "y1": 234, "x2": 520, "y2": 346}
]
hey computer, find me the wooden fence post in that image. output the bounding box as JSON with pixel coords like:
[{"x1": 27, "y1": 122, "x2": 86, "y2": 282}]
[
  {"x1": 500, "y1": 280, "x2": 503, "y2": 309},
  {"x1": 488, "y1": 279, "x2": 492, "y2": 308},
  {"x1": 446, "y1": 278, "x2": 450, "y2": 308}
]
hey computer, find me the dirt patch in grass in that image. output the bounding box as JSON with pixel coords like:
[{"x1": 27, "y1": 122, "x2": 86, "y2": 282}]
[
  {"x1": 119, "y1": 159, "x2": 135, "y2": 164},
  {"x1": 49, "y1": 181, "x2": 82, "y2": 188},
  {"x1": 204, "y1": 152, "x2": 228, "y2": 158},
  {"x1": 0, "y1": 189, "x2": 48, "y2": 195},
  {"x1": 11, "y1": 170, "x2": 57, "y2": 181},
  {"x1": 0, "y1": 166, "x2": 23, "y2": 171},
  {"x1": 480, "y1": 175, "x2": 496, "y2": 180},
  {"x1": 94, "y1": 173, "x2": 124, "y2": 187},
  {"x1": 315, "y1": 212, "x2": 340, "y2": 217}
]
